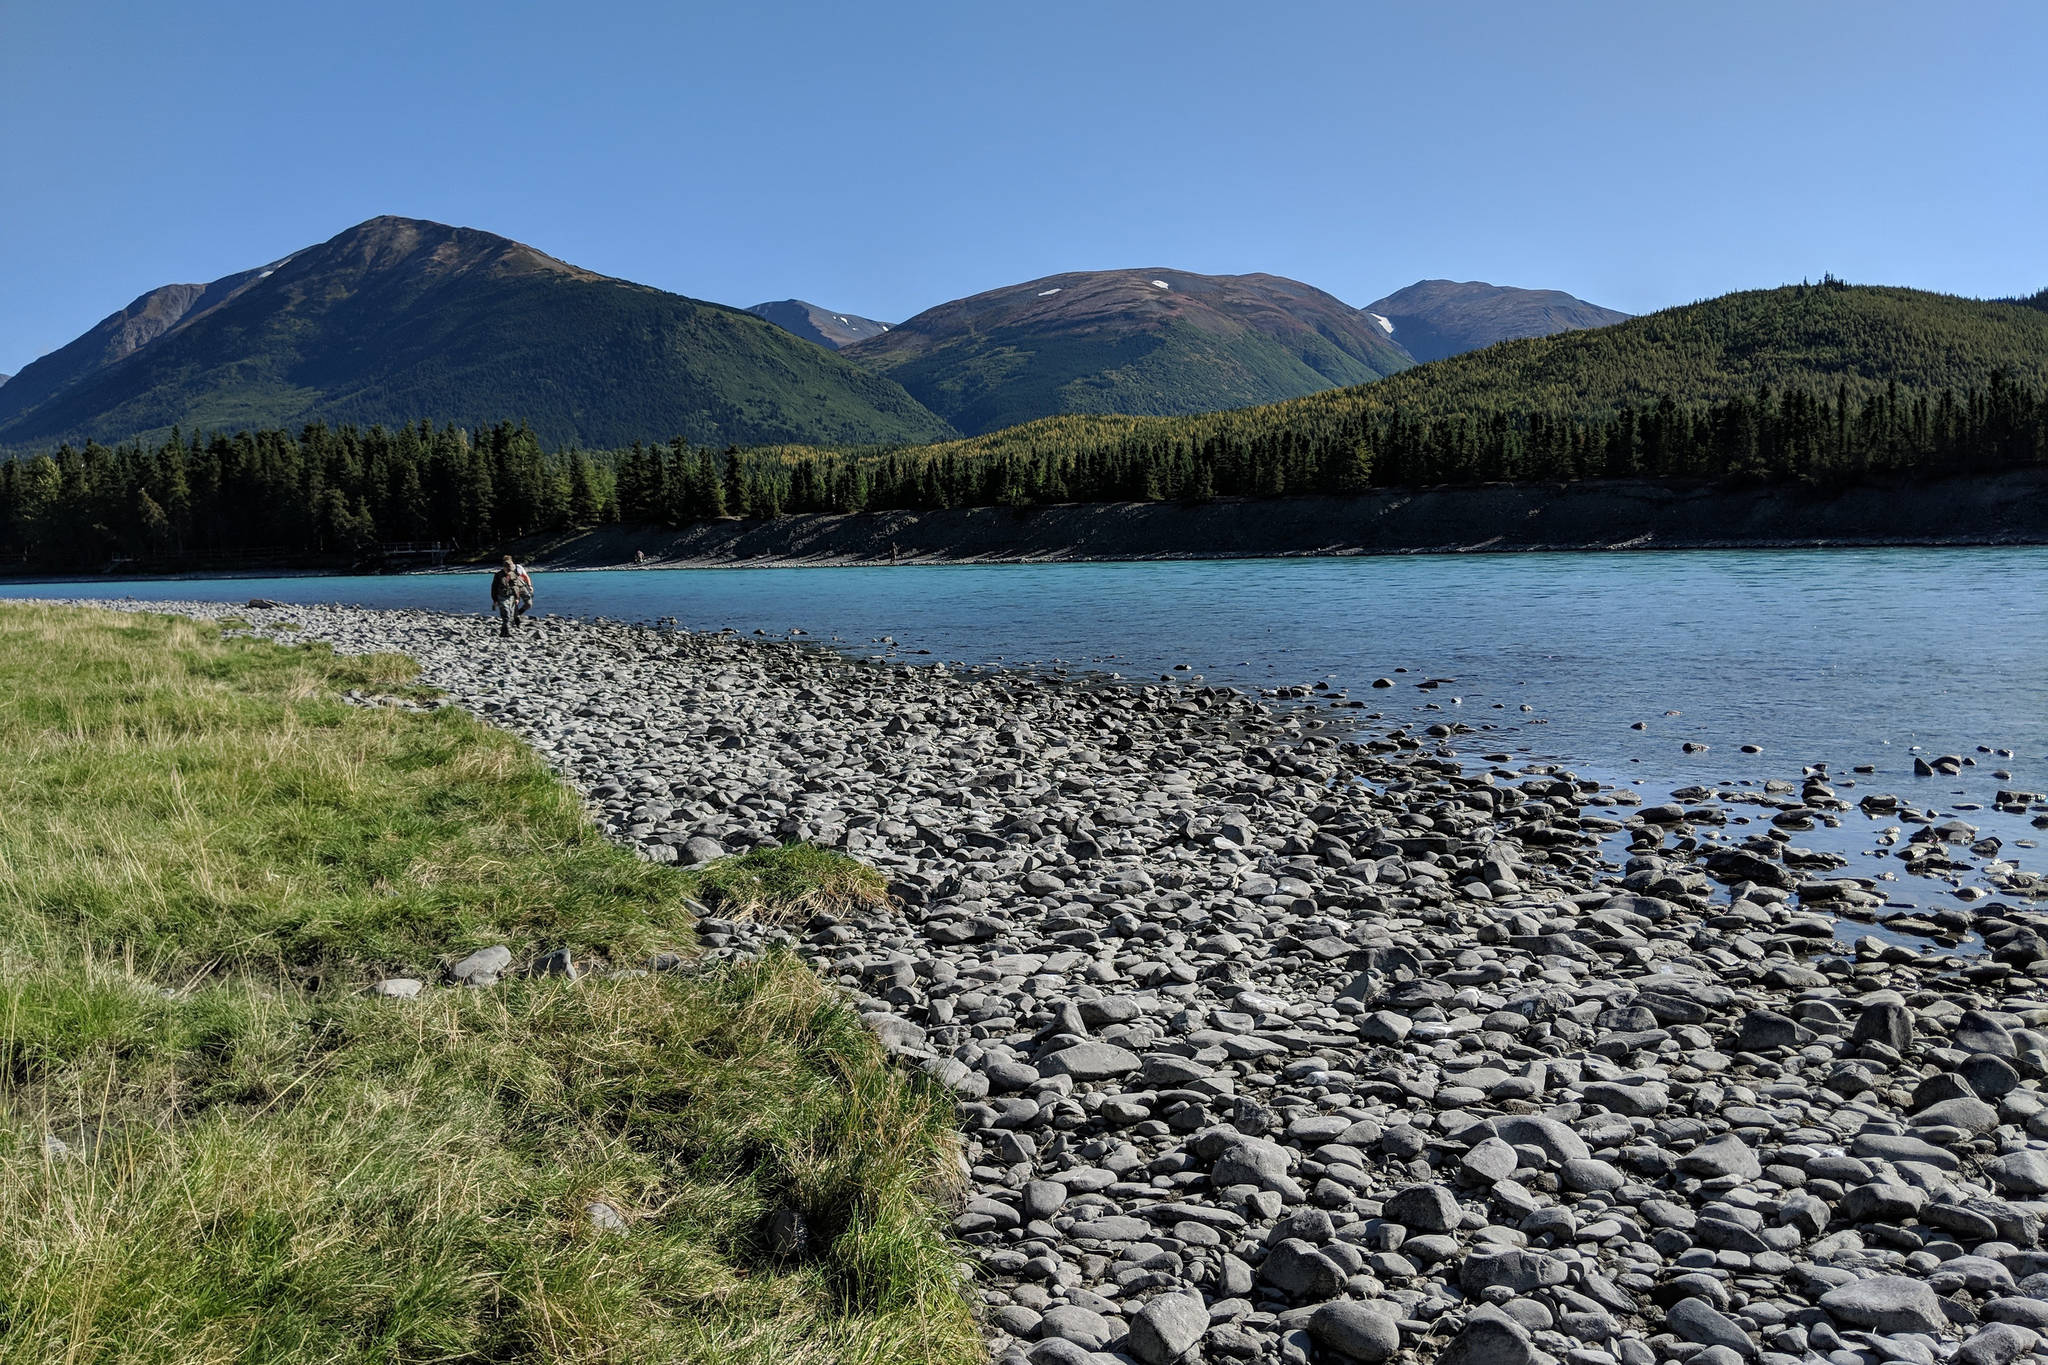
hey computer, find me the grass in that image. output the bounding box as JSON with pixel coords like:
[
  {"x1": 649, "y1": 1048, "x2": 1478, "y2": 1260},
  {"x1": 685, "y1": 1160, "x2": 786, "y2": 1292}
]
[
  {"x1": 693, "y1": 844, "x2": 890, "y2": 925},
  {"x1": 0, "y1": 604, "x2": 979, "y2": 1365}
]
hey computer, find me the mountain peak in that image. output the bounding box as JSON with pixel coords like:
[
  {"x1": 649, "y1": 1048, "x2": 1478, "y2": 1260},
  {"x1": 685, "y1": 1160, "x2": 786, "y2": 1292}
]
[
  {"x1": 1364, "y1": 280, "x2": 1630, "y2": 362},
  {"x1": 314, "y1": 215, "x2": 605, "y2": 284},
  {"x1": 747, "y1": 299, "x2": 891, "y2": 349},
  {"x1": 0, "y1": 218, "x2": 953, "y2": 450},
  {"x1": 842, "y1": 267, "x2": 1413, "y2": 435}
]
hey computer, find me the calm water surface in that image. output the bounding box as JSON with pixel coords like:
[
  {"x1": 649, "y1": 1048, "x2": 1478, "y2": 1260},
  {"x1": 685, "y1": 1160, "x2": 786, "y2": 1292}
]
[{"x1": 9, "y1": 547, "x2": 2044, "y2": 919}]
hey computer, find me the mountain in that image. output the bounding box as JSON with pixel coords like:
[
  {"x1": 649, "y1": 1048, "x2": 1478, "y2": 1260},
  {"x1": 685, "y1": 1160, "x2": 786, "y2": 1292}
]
[
  {"x1": 840, "y1": 269, "x2": 1415, "y2": 436},
  {"x1": 746, "y1": 299, "x2": 891, "y2": 349},
  {"x1": 0, "y1": 265, "x2": 276, "y2": 424},
  {"x1": 0, "y1": 375, "x2": 9, "y2": 388},
  {"x1": 0, "y1": 217, "x2": 954, "y2": 451},
  {"x1": 892, "y1": 282, "x2": 2048, "y2": 475},
  {"x1": 1344, "y1": 281, "x2": 2048, "y2": 416},
  {"x1": 1363, "y1": 279, "x2": 1630, "y2": 363}
]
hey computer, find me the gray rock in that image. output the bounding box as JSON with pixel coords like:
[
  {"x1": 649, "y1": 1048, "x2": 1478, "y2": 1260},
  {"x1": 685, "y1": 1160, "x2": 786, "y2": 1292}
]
[
  {"x1": 1560, "y1": 1156, "x2": 1624, "y2": 1192},
  {"x1": 1309, "y1": 1300, "x2": 1401, "y2": 1362},
  {"x1": 1126, "y1": 1291, "x2": 1206, "y2": 1364},
  {"x1": 1959, "y1": 1323, "x2": 2041, "y2": 1365},
  {"x1": 1022, "y1": 1180, "x2": 1068, "y2": 1221},
  {"x1": 1988, "y1": 1149, "x2": 2048, "y2": 1194},
  {"x1": 1360, "y1": 1010, "x2": 1411, "y2": 1044},
  {"x1": 1262, "y1": 1238, "x2": 1347, "y2": 1300},
  {"x1": 1819, "y1": 1275, "x2": 1947, "y2": 1334},
  {"x1": 1956, "y1": 1008, "x2": 2017, "y2": 1057},
  {"x1": 1213, "y1": 1137, "x2": 1293, "y2": 1193},
  {"x1": 370, "y1": 977, "x2": 424, "y2": 997},
  {"x1": 534, "y1": 947, "x2": 578, "y2": 979},
  {"x1": 1384, "y1": 1183, "x2": 1461, "y2": 1234},
  {"x1": 1439, "y1": 1311, "x2": 1543, "y2": 1365},
  {"x1": 1850, "y1": 1000, "x2": 1914, "y2": 1052},
  {"x1": 448, "y1": 944, "x2": 512, "y2": 984},
  {"x1": 1734, "y1": 1009, "x2": 1812, "y2": 1051},
  {"x1": 1484, "y1": 1114, "x2": 1590, "y2": 1164},
  {"x1": 1667, "y1": 1297, "x2": 1757, "y2": 1358},
  {"x1": 1459, "y1": 1248, "x2": 1568, "y2": 1294},
  {"x1": 1581, "y1": 1079, "x2": 1668, "y2": 1116},
  {"x1": 1038, "y1": 1305, "x2": 1115, "y2": 1351},
  {"x1": 1913, "y1": 1095, "x2": 1998, "y2": 1134},
  {"x1": 1678, "y1": 1134, "x2": 1761, "y2": 1180},
  {"x1": 1461, "y1": 1137, "x2": 1520, "y2": 1184},
  {"x1": 1039, "y1": 1042, "x2": 1141, "y2": 1080},
  {"x1": 680, "y1": 835, "x2": 727, "y2": 865}
]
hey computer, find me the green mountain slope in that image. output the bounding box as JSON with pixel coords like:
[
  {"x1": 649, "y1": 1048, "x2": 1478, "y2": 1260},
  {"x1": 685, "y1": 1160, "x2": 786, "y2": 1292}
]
[
  {"x1": 1355, "y1": 281, "x2": 2048, "y2": 416},
  {"x1": 0, "y1": 218, "x2": 954, "y2": 451},
  {"x1": 841, "y1": 269, "x2": 1414, "y2": 435},
  {"x1": 847, "y1": 280, "x2": 2048, "y2": 493},
  {"x1": 1363, "y1": 279, "x2": 1630, "y2": 362},
  {"x1": 916, "y1": 281, "x2": 2048, "y2": 462}
]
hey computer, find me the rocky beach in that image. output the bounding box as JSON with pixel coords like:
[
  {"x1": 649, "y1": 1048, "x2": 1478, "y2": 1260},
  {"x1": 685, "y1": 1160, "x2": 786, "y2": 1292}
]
[{"x1": 89, "y1": 599, "x2": 2048, "y2": 1365}]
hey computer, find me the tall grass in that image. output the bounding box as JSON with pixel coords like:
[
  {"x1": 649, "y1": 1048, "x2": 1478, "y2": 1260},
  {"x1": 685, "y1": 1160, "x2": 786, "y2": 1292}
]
[{"x1": 0, "y1": 605, "x2": 978, "y2": 1364}]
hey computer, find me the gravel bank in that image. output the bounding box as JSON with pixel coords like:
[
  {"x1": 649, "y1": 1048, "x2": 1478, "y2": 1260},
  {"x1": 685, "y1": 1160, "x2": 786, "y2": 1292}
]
[{"x1": 88, "y1": 601, "x2": 2048, "y2": 1365}]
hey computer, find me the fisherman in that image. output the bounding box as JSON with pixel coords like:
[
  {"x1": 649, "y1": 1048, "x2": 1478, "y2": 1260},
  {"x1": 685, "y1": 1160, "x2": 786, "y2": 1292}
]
[{"x1": 490, "y1": 555, "x2": 533, "y2": 637}]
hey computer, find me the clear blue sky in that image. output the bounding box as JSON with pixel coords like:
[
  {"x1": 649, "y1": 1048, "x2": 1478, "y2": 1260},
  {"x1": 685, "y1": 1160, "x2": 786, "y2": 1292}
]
[{"x1": 2, "y1": 0, "x2": 2042, "y2": 375}]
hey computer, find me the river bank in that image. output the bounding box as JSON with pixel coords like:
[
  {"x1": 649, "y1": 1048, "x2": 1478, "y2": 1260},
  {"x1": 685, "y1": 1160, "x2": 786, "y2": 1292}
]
[
  {"x1": 77, "y1": 596, "x2": 2048, "y2": 1365},
  {"x1": 510, "y1": 469, "x2": 2048, "y2": 569},
  {"x1": 0, "y1": 603, "x2": 978, "y2": 1364}
]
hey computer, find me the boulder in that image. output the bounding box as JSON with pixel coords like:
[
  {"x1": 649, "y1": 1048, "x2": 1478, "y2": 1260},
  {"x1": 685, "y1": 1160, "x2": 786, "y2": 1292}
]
[
  {"x1": 1126, "y1": 1291, "x2": 1206, "y2": 1364},
  {"x1": 1820, "y1": 1275, "x2": 1947, "y2": 1334},
  {"x1": 1308, "y1": 1300, "x2": 1401, "y2": 1362}
]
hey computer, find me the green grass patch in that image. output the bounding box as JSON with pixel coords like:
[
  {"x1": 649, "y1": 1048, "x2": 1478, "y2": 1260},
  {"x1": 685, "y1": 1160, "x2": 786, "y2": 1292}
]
[
  {"x1": 0, "y1": 604, "x2": 978, "y2": 1364},
  {"x1": 694, "y1": 843, "x2": 890, "y2": 925}
]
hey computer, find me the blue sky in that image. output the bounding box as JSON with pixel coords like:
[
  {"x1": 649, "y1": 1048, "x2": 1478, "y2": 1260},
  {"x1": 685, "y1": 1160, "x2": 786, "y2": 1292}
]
[{"x1": 2, "y1": 0, "x2": 2041, "y2": 374}]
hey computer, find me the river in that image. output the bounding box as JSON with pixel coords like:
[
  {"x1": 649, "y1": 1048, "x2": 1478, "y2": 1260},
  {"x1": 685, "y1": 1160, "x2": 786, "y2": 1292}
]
[{"x1": 8, "y1": 546, "x2": 2044, "y2": 923}]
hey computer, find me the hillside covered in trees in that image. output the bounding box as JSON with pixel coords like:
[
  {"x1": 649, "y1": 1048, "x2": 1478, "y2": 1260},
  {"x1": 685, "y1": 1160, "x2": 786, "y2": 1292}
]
[{"x1": 2, "y1": 282, "x2": 2043, "y2": 570}]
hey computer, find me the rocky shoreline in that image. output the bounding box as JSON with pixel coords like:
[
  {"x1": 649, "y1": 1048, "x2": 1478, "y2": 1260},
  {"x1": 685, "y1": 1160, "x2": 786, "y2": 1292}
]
[{"x1": 77, "y1": 599, "x2": 2048, "y2": 1365}]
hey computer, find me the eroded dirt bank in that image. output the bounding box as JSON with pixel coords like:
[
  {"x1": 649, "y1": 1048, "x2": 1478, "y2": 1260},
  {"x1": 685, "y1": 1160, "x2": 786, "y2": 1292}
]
[{"x1": 516, "y1": 469, "x2": 2048, "y2": 568}]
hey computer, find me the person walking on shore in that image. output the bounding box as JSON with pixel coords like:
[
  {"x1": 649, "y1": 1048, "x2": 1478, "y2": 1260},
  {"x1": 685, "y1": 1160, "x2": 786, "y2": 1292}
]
[{"x1": 489, "y1": 555, "x2": 533, "y2": 638}]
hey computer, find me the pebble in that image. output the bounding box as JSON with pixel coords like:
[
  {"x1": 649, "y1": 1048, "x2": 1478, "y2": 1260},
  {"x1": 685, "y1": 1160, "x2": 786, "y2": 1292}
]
[{"x1": 112, "y1": 599, "x2": 2048, "y2": 1365}]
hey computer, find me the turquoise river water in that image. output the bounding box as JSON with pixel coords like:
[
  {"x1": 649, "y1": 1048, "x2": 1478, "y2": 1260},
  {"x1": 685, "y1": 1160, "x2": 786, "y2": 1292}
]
[{"x1": 8, "y1": 546, "x2": 2044, "y2": 924}]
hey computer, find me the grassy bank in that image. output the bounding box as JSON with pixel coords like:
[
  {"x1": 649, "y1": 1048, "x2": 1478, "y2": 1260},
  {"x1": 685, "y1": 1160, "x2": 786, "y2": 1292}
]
[{"x1": 0, "y1": 604, "x2": 978, "y2": 1364}]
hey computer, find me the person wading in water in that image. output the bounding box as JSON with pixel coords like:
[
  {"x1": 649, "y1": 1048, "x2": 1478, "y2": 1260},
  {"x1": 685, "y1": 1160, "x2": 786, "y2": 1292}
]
[{"x1": 490, "y1": 555, "x2": 533, "y2": 638}]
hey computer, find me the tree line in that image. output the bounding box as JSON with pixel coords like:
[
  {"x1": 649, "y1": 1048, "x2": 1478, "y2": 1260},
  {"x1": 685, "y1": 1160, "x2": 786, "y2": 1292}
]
[{"x1": 0, "y1": 377, "x2": 2042, "y2": 570}]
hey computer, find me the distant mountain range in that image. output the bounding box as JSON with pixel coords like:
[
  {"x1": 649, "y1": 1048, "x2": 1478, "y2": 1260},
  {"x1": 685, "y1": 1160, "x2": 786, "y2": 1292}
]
[
  {"x1": 744, "y1": 300, "x2": 891, "y2": 349},
  {"x1": 838, "y1": 268, "x2": 1417, "y2": 436},
  {"x1": 0, "y1": 218, "x2": 953, "y2": 451},
  {"x1": 926, "y1": 282, "x2": 2048, "y2": 474},
  {"x1": 0, "y1": 214, "x2": 1680, "y2": 452},
  {"x1": 1362, "y1": 280, "x2": 1632, "y2": 363}
]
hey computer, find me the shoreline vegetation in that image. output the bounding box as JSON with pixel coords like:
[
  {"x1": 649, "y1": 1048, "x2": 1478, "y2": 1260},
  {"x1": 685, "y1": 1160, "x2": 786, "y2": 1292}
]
[
  {"x1": 1, "y1": 468, "x2": 2046, "y2": 580},
  {"x1": 0, "y1": 604, "x2": 979, "y2": 1364}
]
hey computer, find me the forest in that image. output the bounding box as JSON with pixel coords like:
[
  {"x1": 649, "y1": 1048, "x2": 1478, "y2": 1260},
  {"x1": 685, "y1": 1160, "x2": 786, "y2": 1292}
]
[
  {"x1": 4, "y1": 283, "x2": 2044, "y2": 570},
  {"x1": 0, "y1": 373, "x2": 2041, "y2": 571}
]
